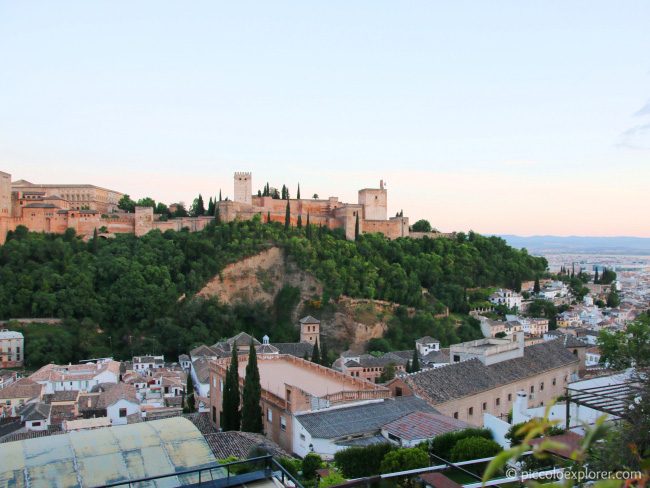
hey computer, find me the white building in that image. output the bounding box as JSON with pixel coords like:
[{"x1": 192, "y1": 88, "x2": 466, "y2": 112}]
[
  {"x1": 0, "y1": 329, "x2": 24, "y2": 368},
  {"x1": 18, "y1": 402, "x2": 51, "y2": 431},
  {"x1": 489, "y1": 289, "x2": 523, "y2": 310},
  {"x1": 415, "y1": 336, "x2": 440, "y2": 356},
  {"x1": 132, "y1": 355, "x2": 165, "y2": 372},
  {"x1": 29, "y1": 360, "x2": 120, "y2": 394}
]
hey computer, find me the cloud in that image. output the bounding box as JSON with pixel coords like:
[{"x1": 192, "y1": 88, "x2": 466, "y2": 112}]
[{"x1": 634, "y1": 100, "x2": 650, "y2": 117}]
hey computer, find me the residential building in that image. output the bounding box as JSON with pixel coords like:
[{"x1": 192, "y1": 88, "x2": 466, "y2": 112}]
[
  {"x1": 381, "y1": 410, "x2": 471, "y2": 447},
  {"x1": 29, "y1": 360, "x2": 121, "y2": 394},
  {"x1": 585, "y1": 347, "x2": 602, "y2": 367},
  {"x1": 0, "y1": 378, "x2": 43, "y2": 417},
  {"x1": 292, "y1": 396, "x2": 438, "y2": 458},
  {"x1": 489, "y1": 289, "x2": 523, "y2": 310},
  {"x1": 132, "y1": 355, "x2": 165, "y2": 372},
  {"x1": 0, "y1": 370, "x2": 18, "y2": 390},
  {"x1": 0, "y1": 329, "x2": 24, "y2": 368},
  {"x1": 18, "y1": 402, "x2": 51, "y2": 431},
  {"x1": 386, "y1": 340, "x2": 580, "y2": 426},
  {"x1": 415, "y1": 336, "x2": 441, "y2": 356},
  {"x1": 209, "y1": 353, "x2": 390, "y2": 454},
  {"x1": 449, "y1": 333, "x2": 525, "y2": 366},
  {"x1": 336, "y1": 351, "x2": 408, "y2": 383}
]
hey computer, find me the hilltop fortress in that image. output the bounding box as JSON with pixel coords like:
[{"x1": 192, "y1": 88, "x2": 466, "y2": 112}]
[{"x1": 0, "y1": 171, "x2": 410, "y2": 244}]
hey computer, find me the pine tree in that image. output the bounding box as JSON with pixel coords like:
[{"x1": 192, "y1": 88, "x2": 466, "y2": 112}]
[
  {"x1": 354, "y1": 214, "x2": 360, "y2": 240},
  {"x1": 533, "y1": 277, "x2": 541, "y2": 294},
  {"x1": 411, "y1": 349, "x2": 420, "y2": 372},
  {"x1": 284, "y1": 200, "x2": 291, "y2": 231},
  {"x1": 297, "y1": 183, "x2": 301, "y2": 200},
  {"x1": 241, "y1": 340, "x2": 264, "y2": 433},
  {"x1": 320, "y1": 340, "x2": 328, "y2": 367},
  {"x1": 297, "y1": 214, "x2": 302, "y2": 229},
  {"x1": 222, "y1": 346, "x2": 241, "y2": 431},
  {"x1": 311, "y1": 340, "x2": 321, "y2": 364},
  {"x1": 306, "y1": 213, "x2": 312, "y2": 239}
]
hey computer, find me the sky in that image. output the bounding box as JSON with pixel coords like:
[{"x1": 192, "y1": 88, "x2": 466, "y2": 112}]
[{"x1": 1, "y1": 1, "x2": 649, "y2": 237}]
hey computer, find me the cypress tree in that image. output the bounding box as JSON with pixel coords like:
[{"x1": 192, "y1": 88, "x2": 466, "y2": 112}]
[
  {"x1": 297, "y1": 214, "x2": 302, "y2": 229},
  {"x1": 241, "y1": 340, "x2": 264, "y2": 433},
  {"x1": 306, "y1": 213, "x2": 312, "y2": 239},
  {"x1": 311, "y1": 340, "x2": 321, "y2": 364},
  {"x1": 222, "y1": 346, "x2": 241, "y2": 431},
  {"x1": 284, "y1": 200, "x2": 291, "y2": 231},
  {"x1": 92, "y1": 228, "x2": 98, "y2": 254},
  {"x1": 297, "y1": 183, "x2": 301, "y2": 200},
  {"x1": 257, "y1": 190, "x2": 262, "y2": 197},
  {"x1": 267, "y1": 211, "x2": 271, "y2": 224},
  {"x1": 215, "y1": 206, "x2": 221, "y2": 225},
  {"x1": 185, "y1": 373, "x2": 195, "y2": 413},
  {"x1": 354, "y1": 214, "x2": 360, "y2": 240},
  {"x1": 533, "y1": 277, "x2": 541, "y2": 294},
  {"x1": 207, "y1": 197, "x2": 215, "y2": 216},
  {"x1": 196, "y1": 194, "x2": 205, "y2": 216},
  {"x1": 405, "y1": 360, "x2": 411, "y2": 374},
  {"x1": 219, "y1": 189, "x2": 222, "y2": 202},
  {"x1": 411, "y1": 349, "x2": 420, "y2": 372},
  {"x1": 320, "y1": 340, "x2": 328, "y2": 367},
  {"x1": 594, "y1": 268, "x2": 599, "y2": 283}
]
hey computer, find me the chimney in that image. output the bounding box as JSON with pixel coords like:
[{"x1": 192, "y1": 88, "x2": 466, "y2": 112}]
[{"x1": 512, "y1": 390, "x2": 529, "y2": 425}]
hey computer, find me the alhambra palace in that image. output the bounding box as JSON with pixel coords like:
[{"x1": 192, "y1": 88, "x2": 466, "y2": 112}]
[{"x1": 0, "y1": 171, "x2": 419, "y2": 244}]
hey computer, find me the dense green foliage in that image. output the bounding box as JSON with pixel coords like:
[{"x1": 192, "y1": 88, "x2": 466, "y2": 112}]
[
  {"x1": 380, "y1": 447, "x2": 429, "y2": 474},
  {"x1": 222, "y1": 347, "x2": 241, "y2": 431},
  {"x1": 301, "y1": 453, "x2": 323, "y2": 479},
  {"x1": 411, "y1": 219, "x2": 432, "y2": 232},
  {"x1": 505, "y1": 421, "x2": 565, "y2": 446},
  {"x1": 333, "y1": 443, "x2": 395, "y2": 478},
  {"x1": 450, "y1": 437, "x2": 502, "y2": 462},
  {"x1": 429, "y1": 427, "x2": 494, "y2": 460},
  {"x1": 0, "y1": 219, "x2": 546, "y2": 365},
  {"x1": 598, "y1": 312, "x2": 650, "y2": 370}
]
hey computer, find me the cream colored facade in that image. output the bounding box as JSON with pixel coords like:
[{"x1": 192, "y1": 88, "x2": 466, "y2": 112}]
[
  {"x1": 12, "y1": 180, "x2": 123, "y2": 214},
  {"x1": 0, "y1": 330, "x2": 24, "y2": 368}
]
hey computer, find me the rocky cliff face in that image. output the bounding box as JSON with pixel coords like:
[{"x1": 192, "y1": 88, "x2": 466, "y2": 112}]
[{"x1": 196, "y1": 246, "x2": 397, "y2": 351}]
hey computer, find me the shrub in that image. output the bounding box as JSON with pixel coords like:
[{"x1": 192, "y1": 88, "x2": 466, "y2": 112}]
[
  {"x1": 302, "y1": 453, "x2": 322, "y2": 480},
  {"x1": 380, "y1": 448, "x2": 429, "y2": 474},
  {"x1": 429, "y1": 428, "x2": 493, "y2": 460},
  {"x1": 319, "y1": 469, "x2": 346, "y2": 488},
  {"x1": 277, "y1": 457, "x2": 301, "y2": 477},
  {"x1": 506, "y1": 421, "x2": 566, "y2": 446},
  {"x1": 333, "y1": 443, "x2": 395, "y2": 478},
  {"x1": 450, "y1": 436, "x2": 502, "y2": 462}
]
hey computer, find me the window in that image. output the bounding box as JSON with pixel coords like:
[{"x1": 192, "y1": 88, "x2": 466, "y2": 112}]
[
  {"x1": 453, "y1": 412, "x2": 458, "y2": 419},
  {"x1": 119, "y1": 408, "x2": 127, "y2": 418},
  {"x1": 507, "y1": 393, "x2": 512, "y2": 401},
  {"x1": 267, "y1": 408, "x2": 273, "y2": 422},
  {"x1": 496, "y1": 398, "x2": 500, "y2": 406},
  {"x1": 280, "y1": 416, "x2": 287, "y2": 431},
  {"x1": 482, "y1": 402, "x2": 487, "y2": 411},
  {"x1": 32, "y1": 421, "x2": 41, "y2": 427},
  {"x1": 395, "y1": 387, "x2": 403, "y2": 397},
  {"x1": 552, "y1": 378, "x2": 556, "y2": 386},
  {"x1": 540, "y1": 382, "x2": 544, "y2": 391},
  {"x1": 453, "y1": 355, "x2": 461, "y2": 363},
  {"x1": 212, "y1": 406, "x2": 217, "y2": 423},
  {"x1": 530, "y1": 385, "x2": 535, "y2": 394},
  {"x1": 468, "y1": 407, "x2": 474, "y2": 416}
]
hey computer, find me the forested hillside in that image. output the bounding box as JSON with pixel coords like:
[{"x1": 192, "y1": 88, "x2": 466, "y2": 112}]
[{"x1": 0, "y1": 218, "x2": 546, "y2": 366}]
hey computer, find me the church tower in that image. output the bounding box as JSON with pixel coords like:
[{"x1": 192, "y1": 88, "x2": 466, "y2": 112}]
[
  {"x1": 233, "y1": 172, "x2": 252, "y2": 205},
  {"x1": 299, "y1": 316, "x2": 320, "y2": 344}
]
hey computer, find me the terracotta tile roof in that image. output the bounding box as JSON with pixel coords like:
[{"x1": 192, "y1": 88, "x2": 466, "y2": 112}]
[
  {"x1": 381, "y1": 411, "x2": 470, "y2": 441},
  {"x1": 529, "y1": 431, "x2": 583, "y2": 459},
  {"x1": 227, "y1": 332, "x2": 261, "y2": 347},
  {"x1": 43, "y1": 390, "x2": 80, "y2": 403},
  {"x1": 29, "y1": 361, "x2": 121, "y2": 383},
  {"x1": 402, "y1": 340, "x2": 579, "y2": 405},
  {"x1": 192, "y1": 357, "x2": 212, "y2": 384},
  {"x1": 0, "y1": 378, "x2": 42, "y2": 400},
  {"x1": 190, "y1": 344, "x2": 220, "y2": 359},
  {"x1": 419, "y1": 472, "x2": 463, "y2": 488},
  {"x1": 96, "y1": 383, "x2": 139, "y2": 408},
  {"x1": 203, "y1": 431, "x2": 289, "y2": 460}
]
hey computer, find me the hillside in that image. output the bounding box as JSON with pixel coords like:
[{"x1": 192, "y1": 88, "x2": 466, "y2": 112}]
[{"x1": 0, "y1": 220, "x2": 546, "y2": 366}]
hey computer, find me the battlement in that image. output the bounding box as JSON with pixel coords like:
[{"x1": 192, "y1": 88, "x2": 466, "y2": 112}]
[{"x1": 234, "y1": 172, "x2": 251, "y2": 178}]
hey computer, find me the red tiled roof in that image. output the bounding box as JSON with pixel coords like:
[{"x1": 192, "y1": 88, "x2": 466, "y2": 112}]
[
  {"x1": 529, "y1": 431, "x2": 583, "y2": 459},
  {"x1": 382, "y1": 411, "x2": 470, "y2": 441},
  {"x1": 419, "y1": 472, "x2": 463, "y2": 488}
]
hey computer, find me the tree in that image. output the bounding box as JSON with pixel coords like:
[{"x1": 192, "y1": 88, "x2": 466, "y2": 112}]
[
  {"x1": 207, "y1": 197, "x2": 215, "y2": 216},
  {"x1": 185, "y1": 373, "x2": 196, "y2": 413},
  {"x1": 533, "y1": 277, "x2": 541, "y2": 294},
  {"x1": 405, "y1": 359, "x2": 411, "y2": 373},
  {"x1": 284, "y1": 201, "x2": 291, "y2": 231},
  {"x1": 334, "y1": 444, "x2": 394, "y2": 478},
  {"x1": 354, "y1": 214, "x2": 360, "y2": 240},
  {"x1": 136, "y1": 197, "x2": 156, "y2": 208},
  {"x1": 411, "y1": 349, "x2": 420, "y2": 372},
  {"x1": 319, "y1": 470, "x2": 345, "y2": 488},
  {"x1": 594, "y1": 268, "x2": 599, "y2": 283},
  {"x1": 215, "y1": 206, "x2": 221, "y2": 224},
  {"x1": 600, "y1": 267, "x2": 617, "y2": 285},
  {"x1": 91, "y1": 228, "x2": 99, "y2": 254},
  {"x1": 311, "y1": 339, "x2": 321, "y2": 364},
  {"x1": 302, "y1": 453, "x2": 322, "y2": 479},
  {"x1": 296, "y1": 183, "x2": 301, "y2": 200},
  {"x1": 118, "y1": 194, "x2": 136, "y2": 213},
  {"x1": 219, "y1": 189, "x2": 222, "y2": 201},
  {"x1": 267, "y1": 211, "x2": 271, "y2": 224},
  {"x1": 380, "y1": 447, "x2": 429, "y2": 474},
  {"x1": 222, "y1": 346, "x2": 241, "y2": 431},
  {"x1": 379, "y1": 362, "x2": 396, "y2": 382},
  {"x1": 411, "y1": 219, "x2": 432, "y2": 232},
  {"x1": 597, "y1": 313, "x2": 650, "y2": 369},
  {"x1": 606, "y1": 287, "x2": 620, "y2": 308},
  {"x1": 297, "y1": 214, "x2": 302, "y2": 229},
  {"x1": 320, "y1": 340, "x2": 328, "y2": 366},
  {"x1": 241, "y1": 340, "x2": 263, "y2": 433},
  {"x1": 313, "y1": 193, "x2": 318, "y2": 199},
  {"x1": 306, "y1": 213, "x2": 312, "y2": 239},
  {"x1": 155, "y1": 202, "x2": 170, "y2": 217},
  {"x1": 190, "y1": 194, "x2": 205, "y2": 216}
]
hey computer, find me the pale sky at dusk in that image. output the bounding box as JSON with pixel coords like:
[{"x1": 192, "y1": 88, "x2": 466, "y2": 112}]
[{"x1": 1, "y1": 1, "x2": 649, "y2": 237}]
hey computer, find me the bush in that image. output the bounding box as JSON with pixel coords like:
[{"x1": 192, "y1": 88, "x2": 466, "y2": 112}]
[
  {"x1": 505, "y1": 421, "x2": 566, "y2": 446},
  {"x1": 333, "y1": 443, "x2": 395, "y2": 478},
  {"x1": 429, "y1": 428, "x2": 493, "y2": 460},
  {"x1": 301, "y1": 453, "x2": 322, "y2": 480},
  {"x1": 277, "y1": 457, "x2": 301, "y2": 477},
  {"x1": 450, "y1": 436, "x2": 502, "y2": 462},
  {"x1": 319, "y1": 469, "x2": 346, "y2": 488},
  {"x1": 380, "y1": 448, "x2": 429, "y2": 474}
]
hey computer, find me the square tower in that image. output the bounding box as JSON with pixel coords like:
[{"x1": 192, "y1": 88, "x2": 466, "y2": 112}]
[
  {"x1": 358, "y1": 180, "x2": 387, "y2": 221},
  {"x1": 299, "y1": 315, "x2": 320, "y2": 344},
  {"x1": 0, "y1": 171, "x2": 11, "y2": 217},
  {"x1": 233, "y1": 172, "x2": 252, "y2": 205}
]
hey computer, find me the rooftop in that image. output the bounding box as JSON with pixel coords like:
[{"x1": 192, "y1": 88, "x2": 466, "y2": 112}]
[
  {"x1": 381, "y1": 411, "x2": 470, "y2": 441},
  {"x1": 0, "y1": 330, "x2": 23, "y2": 340}
]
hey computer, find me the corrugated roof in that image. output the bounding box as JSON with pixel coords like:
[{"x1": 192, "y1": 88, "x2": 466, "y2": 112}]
[
  {"x1": 296, "y1": 396, "x2": 438, "y2": 439},
  {"x1": 0, "y1": 417, "x2": 217, "y2": 487}
]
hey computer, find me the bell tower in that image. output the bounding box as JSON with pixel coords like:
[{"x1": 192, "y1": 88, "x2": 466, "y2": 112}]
[{"x1": 299, "y1": 316, "x2": 320, "y2": 344}]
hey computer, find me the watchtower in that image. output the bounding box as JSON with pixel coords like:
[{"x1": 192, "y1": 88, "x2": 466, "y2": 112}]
[
  {"x1": 233, "y1": 172, "x2": 252, "y2": 205},
  {"x1": 299, "y1": 316, "x2": 320, "y2": 344},
  {"x1": 0, "y1": 171, "x2": 11, "y2": 217},
  {"x1": 358, "y1": 179, "x2": 387, "y2": 221}
]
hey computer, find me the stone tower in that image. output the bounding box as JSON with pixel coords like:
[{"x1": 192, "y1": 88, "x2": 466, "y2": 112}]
[
  {"x1": 0, "y1": 171, "x2": 11, "y2": 218},
  {"x1": 134, "y1": 206, "x2": 154, "y2": 237},
  {"x1": 358, "y1": 179, "x2": 387, "y2": 221},
  {"x1": 233, "y1": 172, "x2": 252, "y2": 205},
  {"x1": 299, "y1": 316, "x2": 320, "y2": 344}
]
